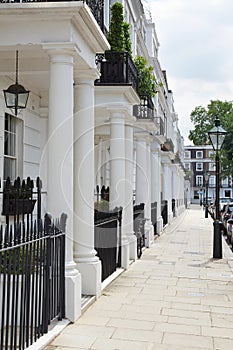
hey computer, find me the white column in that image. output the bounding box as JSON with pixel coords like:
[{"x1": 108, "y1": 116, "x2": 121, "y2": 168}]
[
  {"x1": 145, "y1": 140, "x2": 154, "y2": 246},
  {"x1": 125, "y1": 123, "x2": 137, "y2": 260},
  {"x1": 73, "y1": 69, "x2": 101, "y2": 297},
  {"x1": 135, "y1": 136, "x2": 153, "y2": 247},
  {"x1": 96, "y1": 138, "x2": 102, "y2": 188},
  {"x1": 151, "y1": 144, "x2": 163, "y2": 234},
  {"x1": 172, "y1": 164, "x2": 178, "y2": 217},
  {"x1": 46, "y1": 47, "x2": 81, "y2": 322},
  {"x1": 109, "y1": 109, "x2": 129, "y2": 269},
  {"x1": 162, "y1": 160, "x2": 173, "y2": 222},
  {"x1": 135, "y1": 137, "x2": 148, "y2": 205}
]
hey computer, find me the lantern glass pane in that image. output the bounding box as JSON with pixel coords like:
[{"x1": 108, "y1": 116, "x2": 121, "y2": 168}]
[
  {"x1": 218, "y1": 134, "x2": 225, "y2": 150},
  {"x1": 209, "y1": 133, "x2": 218, "y2": 151},
  {"x1": 4, "y1": 91, "x2": 16, "y2": 108},
  {"x1": 18, "y1": 92, "x2": 29, "y2": 108}
]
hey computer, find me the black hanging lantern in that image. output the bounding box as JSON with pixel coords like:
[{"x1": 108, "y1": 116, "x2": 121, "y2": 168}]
[{"x1": 3, "y1": 50, "x2": 30, "y2": 116}]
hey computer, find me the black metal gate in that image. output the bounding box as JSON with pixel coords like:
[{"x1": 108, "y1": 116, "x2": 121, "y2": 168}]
[
  {"x1": 133, "y1": 203, "x2": 145, "y2": 258},
  {"x1": 94, "y1": 208, "x2": 122, "y2": 282},
  {"x1": 151, "y1": 202, "x2": 157, "y2": 235},
  {"x1": 161, "y1": 200, "x2": 168, "y2": 226}
]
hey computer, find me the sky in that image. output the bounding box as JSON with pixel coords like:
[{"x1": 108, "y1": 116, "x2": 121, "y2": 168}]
[{"x1": 146, "y1": 0, "x2": 233, "y2": 144}]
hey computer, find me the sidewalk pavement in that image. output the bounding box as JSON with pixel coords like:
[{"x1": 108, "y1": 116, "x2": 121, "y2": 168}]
[{"x1": 46, "y1": 205, "x2": 233, "y2": 350}]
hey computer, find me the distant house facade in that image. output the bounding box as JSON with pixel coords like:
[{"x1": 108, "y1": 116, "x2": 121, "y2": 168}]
[{"x1": 184, "y1": 145, "x2": 232, "y2": 204}]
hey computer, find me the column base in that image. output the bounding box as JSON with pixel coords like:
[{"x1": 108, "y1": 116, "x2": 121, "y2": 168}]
[
  {"x1": 127, "y1": 234, "x2": 137, "y2": 261},
  {"x1": 76, "y1": 258, "x2": 102, "y2": 298},
  {"x1": 65, "y1": 270, "x2": 82, "y2": 322},
  {"x1": 168, "y1": 211, "x2": 173, "y2": 223},
  {"x1": 121, "y1": 236, "x2": 130, "y2": 269},
  {"x1": 156, "y1": 216, "x2": 164, "y2": 235},
  {"x1": 144, "y1": 221, "x2": 154, "y2": 247}
]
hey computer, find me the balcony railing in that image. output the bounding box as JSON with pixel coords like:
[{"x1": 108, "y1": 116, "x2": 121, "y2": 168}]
[
  {"x1": 95, "y1": 51, "x2": 138, "y2": 93},
  {"x1": 133, "y1": 95, "x2": 154, "y2": 120},
  {"x1": 0, "y1": 0, "x2": 104, "y2": 31}
]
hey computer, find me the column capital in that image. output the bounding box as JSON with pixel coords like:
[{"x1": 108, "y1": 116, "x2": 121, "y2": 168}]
[
  {"x1": 134, "y1": 132, "x2": 148, "y2": 142},
  {"x1": 74, "y1": 68, "x2": 100, "y2": 85},
  {"x1": 107, "y1": 106, "x2": 129, "y2": 119},
  {"x1": 42, "y1": 42, "x2": 78, "y2": 61}
]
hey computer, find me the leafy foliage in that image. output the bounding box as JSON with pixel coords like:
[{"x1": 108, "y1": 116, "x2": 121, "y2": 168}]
[
  {"x1": 122, "y1": 22, "x2": 132, "y2": 55},
  {"x1": 188, "y1": 100, "x2": 233, "y2": 176},
  {"x1": 134, "y1": 56, "x2": 160, "y2": 97},
  {"x1": 108, "y1": 2, "x2": 125, "y2": 51},
  {"x1": 108, "y1": 2, "x2": 132, "y2": 54}
]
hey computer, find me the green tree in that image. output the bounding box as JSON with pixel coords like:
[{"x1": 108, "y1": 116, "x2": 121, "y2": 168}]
[{"x1": 188, "y1": 100, "x2": 233, "y2": 176}]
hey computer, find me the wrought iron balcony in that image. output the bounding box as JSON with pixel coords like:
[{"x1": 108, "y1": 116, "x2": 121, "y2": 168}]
[
  {"x1": 133, "y1": 95, "x2": 154, "y2": 120},
  {"x1": 0, "y1": 0, "x2": 104, "y2": 31},
  {"x1": 95, "y1": 51, "x2": 138, "y2": 92}
]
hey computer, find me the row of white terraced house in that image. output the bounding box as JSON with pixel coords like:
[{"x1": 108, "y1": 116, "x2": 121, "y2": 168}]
[{"x1": 0, "y1": 0, "x2": 186, "y2": 325}]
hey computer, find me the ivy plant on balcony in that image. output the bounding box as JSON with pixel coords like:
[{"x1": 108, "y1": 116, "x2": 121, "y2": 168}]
[{"x1": 134, "y1": 56, "x2": 160, "y2": 98}]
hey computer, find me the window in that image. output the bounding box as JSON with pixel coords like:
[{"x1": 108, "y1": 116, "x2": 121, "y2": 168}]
[
  {"x1": 196, "y1": 163, "x2": 203, "y2": 171},
  {"x1": 184, "y1": 163, "x2": 190, "y2": 170},
  {"x1": 222, "y1": 177, "x2": 228, "y2": 187},
  {"x1": 3, "y1": 113, "x2": 23, "y2": 180},
  {"x1": 209, "y1": 162, "x2": 215, "y2": 171},
  {"x1": 196, "y1": 175, "x2": 203, "y2": 186},
  {"x1": 196, "y1": 151, "x2": 203, "y2": 159},
  {"x1": 184, "y1": 150, "x2": 190, "y2": 158},
  {"x1": 4, "y1": 114, "x2": 16, "y2": 180},
  {"x1": 209, "y1": 150, "x2": 215, "y2": 157},
  {"x1": 209, "y1": 175, "x2": 215, "y2": 187}
]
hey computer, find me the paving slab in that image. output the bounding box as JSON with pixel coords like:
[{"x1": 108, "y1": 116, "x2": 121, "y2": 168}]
[{"x1": 45, "y1": 205, "x2": 233, "y2": 350}]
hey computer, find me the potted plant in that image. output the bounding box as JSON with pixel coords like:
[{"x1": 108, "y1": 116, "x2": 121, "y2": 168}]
[
  {"x1": 134, "y1": 56, "x2": 160, "y2": 98},
  {"x1": 96, "y1": 2, "x2": 138, "y2": 88},
  {"x1": 2, "y1": 177, "x2": 36, "y2": 216}
]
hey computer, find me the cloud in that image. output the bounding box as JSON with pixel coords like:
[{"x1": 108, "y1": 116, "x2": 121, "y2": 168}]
[{"x1": 147, "y1": 0, "x2": 233, "y2": 143}]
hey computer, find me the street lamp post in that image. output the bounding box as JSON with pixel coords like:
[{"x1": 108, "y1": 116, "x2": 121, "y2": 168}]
[
  {"x1": 208, "y1": 118, "x2": 227, "y2": 259},
  {"x1": 204, "y1": 172, "x2": 210, "y2": 218}
]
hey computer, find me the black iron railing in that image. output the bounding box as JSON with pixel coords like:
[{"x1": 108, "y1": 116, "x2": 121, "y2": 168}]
[
  {"x1": 151, "y1": 201, "x2": 157, "y2": 235},
  {"x1": 172, "y1": 198, "x2": 176, "y2": 217},
  {"x1": 133, "y1": 203, "x2": 145, "y2": 258},
  {"x1": 94, "y1": 207, "x2": 122, "y2": 281},
  {"x1": 0, "y1": 0, "x2": 104, "y2": 31},
  {"x1": 133, "y1": 95, "x2": 154, "y2": 120},
  {"x1": 95, "y1": 51, "x2": 138, "y2": 93},
  {"x1": 0, "y1": 213, "x2": 66, "y2": 350},
  {"x1": 161, "y1": 200, "x2": 168, "y2": 226}
]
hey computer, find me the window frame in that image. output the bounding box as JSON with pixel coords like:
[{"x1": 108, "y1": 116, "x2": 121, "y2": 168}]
[
  {"x1": 196, "y1": 162, "x2": 203, "y2": 171},
  {"x1": 196, "y1": 150, "x2": 203, "y2": 159}
]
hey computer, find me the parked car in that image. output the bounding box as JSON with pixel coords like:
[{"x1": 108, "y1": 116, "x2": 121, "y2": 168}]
[
  {"x1": 221, "y1": 203, "x2": 233, "y2": 233},
  {"x1": 211, "y1": 198, "x2": 233, "y2": 218},
  {"x1": 226, "y1": 213, "x2": 233, "y2": 244}
]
